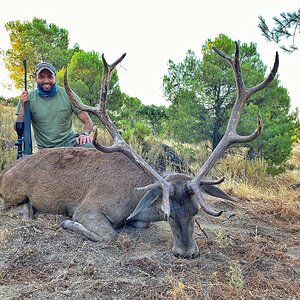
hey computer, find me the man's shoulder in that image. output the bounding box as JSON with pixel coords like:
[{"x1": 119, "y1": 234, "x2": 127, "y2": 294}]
[
  {"x1": 57, "y1": 86, "x2": 75, "y2": 100},
  {"x1": 57, "y1": 86, "x2": 78, "y2": 97},
  {"x1": 57, "y1": 86, "x2": 81, "y2": 113},
  {"x1": 57, "y1": 86, "x2": 71, "y2": 102},
  {"x1": 57, "y1": 86, "x2": 67, "y2": 94}
]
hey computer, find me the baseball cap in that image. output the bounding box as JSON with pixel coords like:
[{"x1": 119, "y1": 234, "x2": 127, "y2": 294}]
[{"x1": 35, "y1": 62, "x2": 56, "y2": 75}]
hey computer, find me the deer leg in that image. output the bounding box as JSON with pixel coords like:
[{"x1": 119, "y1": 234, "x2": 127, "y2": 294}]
[
  {"x1": 4, "y1": 200, "x2": 34, "y2": 220},
  {"x1": 60, "y1": 219, "x2": 100, "y2": 241},
  {"x1": 126, "y1": 220, "x2": 150, "y2": 229},
  {"x1": 61, "y1": 207, "x2": 118, "y2": 243},
  {"x1": 22, "y1": 202, "x2": 34, "y2": 220}
]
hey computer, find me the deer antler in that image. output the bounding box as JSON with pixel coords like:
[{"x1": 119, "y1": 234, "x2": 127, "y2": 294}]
[
  {"x1": 187, "y1": 42, "x2": 279, "y2": 216},
  {"x1": 64, "y1": 54, "x2": 174, "y2": 216}
]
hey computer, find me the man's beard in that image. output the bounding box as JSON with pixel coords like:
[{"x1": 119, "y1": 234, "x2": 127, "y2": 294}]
[
  {"x1": 37, "y1": 83, "x2": 58, "y2": 98},
  {"x1": 38, "y1": 83, "x2": 55, "y2": 92}
]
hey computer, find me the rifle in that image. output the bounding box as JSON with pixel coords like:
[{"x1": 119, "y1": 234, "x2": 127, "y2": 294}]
[
  {"x1": 15, "y1": 122, "x2": 24, "y2": 159},
  {"x1": 23, "y1": 59, "x2": 32, "y2": 155},
  {"x1": 15, "y1": 60, "x2": 33, "y2": 159}
]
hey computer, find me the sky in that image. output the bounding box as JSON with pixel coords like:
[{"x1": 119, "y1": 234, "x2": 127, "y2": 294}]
[{"x1": 0, "y1": 0, "x2": 299, "y2": 110}]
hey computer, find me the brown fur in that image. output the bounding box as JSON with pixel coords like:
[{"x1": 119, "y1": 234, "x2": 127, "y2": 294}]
[
  {"x1": 1, "y1": 147, "x2": 152, "y2": 222},
  {"x1": 0, "y1": 147, "x2": 200, "y2": 258}
]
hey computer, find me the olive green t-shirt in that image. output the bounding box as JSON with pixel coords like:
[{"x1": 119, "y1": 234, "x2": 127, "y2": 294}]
[{"x1": 16, "y1": 87, "x2": 81, "y2": 149}]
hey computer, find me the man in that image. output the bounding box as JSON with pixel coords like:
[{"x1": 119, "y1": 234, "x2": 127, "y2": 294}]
[{"x1": 16, "y1": 62, "x2": 94, "y2": 149}]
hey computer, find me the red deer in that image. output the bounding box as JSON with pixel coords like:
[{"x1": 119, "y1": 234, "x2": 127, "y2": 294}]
[{"x1": 0, "y1": 43, "x2": 278, "y2": 258}]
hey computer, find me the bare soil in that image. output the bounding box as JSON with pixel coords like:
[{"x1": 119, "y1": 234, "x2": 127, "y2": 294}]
[{"x1": 0, "y1": 195, "x2": 299, "y2": 300}]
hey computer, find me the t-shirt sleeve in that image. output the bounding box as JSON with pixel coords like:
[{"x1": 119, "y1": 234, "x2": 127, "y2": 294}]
[{"x1": 70, "y1": 91, "x2": 83, "y2": 114}]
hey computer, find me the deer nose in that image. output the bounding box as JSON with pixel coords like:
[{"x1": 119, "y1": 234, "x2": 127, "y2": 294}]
[{"x1": 172, "y1": 242, "x2": 199, "y2": 259}]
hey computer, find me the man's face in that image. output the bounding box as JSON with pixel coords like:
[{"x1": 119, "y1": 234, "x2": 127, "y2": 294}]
[{"x1": 35, "y1": 69, "x2": 56, "y2": 91}]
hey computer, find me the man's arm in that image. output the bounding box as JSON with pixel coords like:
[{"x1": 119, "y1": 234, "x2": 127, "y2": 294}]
[
  {"x1": 15, "y1": 105, "x2": 25, "y2": 122},
  {"x1": 14, "y1": 91, "x2": 28, "y2": 130},
  {"x1": 76, "y1": 111, "x2": 94, "y2": 145}
]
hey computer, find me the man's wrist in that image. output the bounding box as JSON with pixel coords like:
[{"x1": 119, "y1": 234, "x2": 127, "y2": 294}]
[{"x1": 81, "y1": 131, "x2": 90, "y2": 136}]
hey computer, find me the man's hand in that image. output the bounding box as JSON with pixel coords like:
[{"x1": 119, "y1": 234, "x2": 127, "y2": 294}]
[
  {"x1": 20, "y1": 90, "x2": 29, "y2": 106},
  {"x1": 76, "y1": 133, "x2": 92, "y2": 145},
  {"x1": 15, "y1": 91, "x2": 28, "y2": 123}
]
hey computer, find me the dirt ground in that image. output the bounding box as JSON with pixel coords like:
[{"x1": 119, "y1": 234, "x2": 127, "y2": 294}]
[{"x1": 0, "y1": 195, "x2": 299, "y2": 300}]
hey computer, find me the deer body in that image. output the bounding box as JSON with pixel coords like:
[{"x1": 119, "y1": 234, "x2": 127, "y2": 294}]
[
  {"x1": 0, "y1": 147, "x2": 200, "y2": 257},
  {"x1": 1, "y1": 148, "x2": 153, "y2": 222}
]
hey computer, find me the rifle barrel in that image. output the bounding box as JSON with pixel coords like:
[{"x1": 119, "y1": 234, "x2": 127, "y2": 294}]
[{"x1": 23, "y1": 59, "x2": 32, "y2": 155}]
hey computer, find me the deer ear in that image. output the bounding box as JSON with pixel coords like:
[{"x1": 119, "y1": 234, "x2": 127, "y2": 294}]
[
  {"x1": 126, "y1": 188, "x2": 161, "y2": 221},
  {"x1": 201, "y1": 185, "x2": 236, "y2": 202}
]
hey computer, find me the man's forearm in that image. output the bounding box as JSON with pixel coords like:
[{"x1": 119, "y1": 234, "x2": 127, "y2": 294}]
[
  {"x1": 14, "y1": 105, "x2": 25, "y2": 130},
  {"x1": 77, "y1": 111, "x2": 94, "y2": 134},
  {"x1": 82, "y1": 118, "x2": 93, "y2": 134}
]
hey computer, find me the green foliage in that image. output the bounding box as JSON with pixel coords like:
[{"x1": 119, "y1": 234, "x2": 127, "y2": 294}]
[
  {"x1": 163, "y1": 50, "x2": 203, "y2": 103},
  {"x1": 201, "y1": 35, "x2": 268, "y2": 149},
  {"x1": 163, "y1": 50, "x2": 209, "y2": 142},
  {"x1": 57, "y1": 51, "x2": 102, "y2": 106},
  {"x1": 238, "y1": 86, "x2": 295, "y2": 175},
  {"x1": 56, "y1": 50, "x2": 124, "y2": 113},
  {"x1": 121, "y1": 121, "x2": 152, "y2": 142},
  {"x1": 165, "y1": 95, "x2": 205, "y2": 143},
  {"x1": 137, "y1": 104, "x2": 169, "y2": 135},
  {"x1": 110, "y1": 95, "x2": 150, "y2": 142},
  {"x1": 103, "y1": 94, "x2": 169, "y2": 142},
  {"x1": 290, "y1": 108, "x2": 300, "y2": 143},
  {"x1": 163, "y1": 34, "x2": 298, "y2": 174},
  {"x1": 259, "y1": 114, "x2": 294, "y2": 175},
  {"x1": 258, "y1": 9, "x2": 300, "y2": 53},
  {"x1": 163, "y1": 34, "x2": 266, "y2": 147},
  {"x1": 4, "y1": 17, "x2": 79, "y2": 90},
  {"x1": 0, "y1": 96, "x2": 19, "y2": 106}
]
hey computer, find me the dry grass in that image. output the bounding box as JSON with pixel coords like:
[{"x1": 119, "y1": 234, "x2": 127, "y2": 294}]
[
  {"x1": 218, "y1": 144, "x2": 300, "y2": 225},
  {"x1": 1, "y1": 105, "x2": 300, "y2": 299},
  {"x1": 1, "y1": 199, "x2": 299, "y2": 300},
  {"x1": 289, "y1": 143, "x2": 300, "y2": 166},
  {"x1": 0, "y1": 104, "x2": 17, "y2": 170},
  {"x1": 168, "y1": 141, "x2": 300, "y2": 227}
]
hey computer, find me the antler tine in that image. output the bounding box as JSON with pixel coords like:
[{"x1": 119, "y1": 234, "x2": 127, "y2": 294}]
[
  {"x1": 98, "y1": 53, "x2": 127, "y2": 138},
  {"x1": 248, "y1": 52, "x2": 279, "y2": 96},
  {"x1": 188, "y1": 42, "x2": 279, "y2": 216},
  {"x1": 64, "y1": 53, "x2": 174, "y2": 216}
]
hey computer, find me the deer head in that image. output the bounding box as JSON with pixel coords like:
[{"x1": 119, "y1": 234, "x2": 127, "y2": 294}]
[{"x1": 64, "y1": 42, "x2": 278, "y2": 258}]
